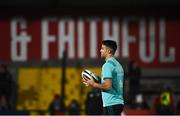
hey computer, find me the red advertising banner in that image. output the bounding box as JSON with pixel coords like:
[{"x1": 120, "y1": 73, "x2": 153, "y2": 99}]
[{"x1": 0, "y1": 17, "x2": 179, "y2": 68}]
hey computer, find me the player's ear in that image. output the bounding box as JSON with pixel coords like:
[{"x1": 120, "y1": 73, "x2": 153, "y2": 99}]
[{"x1": 107, "y1": 49, "x2": 111, "y2": 54}]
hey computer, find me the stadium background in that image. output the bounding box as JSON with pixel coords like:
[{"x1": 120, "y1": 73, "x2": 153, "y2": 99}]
[{"x1": 0, "y1": 0, "x2": 180, "y2": 115}]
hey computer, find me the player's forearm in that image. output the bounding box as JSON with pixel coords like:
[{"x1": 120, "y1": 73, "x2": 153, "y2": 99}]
[{"x1": 93, "y1": 82, "x2": 111, "y2": 91}]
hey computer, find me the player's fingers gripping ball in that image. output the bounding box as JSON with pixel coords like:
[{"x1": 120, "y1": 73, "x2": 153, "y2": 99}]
[{"x1": 81, "y1": 69, "x2": 99, "y2": 86}]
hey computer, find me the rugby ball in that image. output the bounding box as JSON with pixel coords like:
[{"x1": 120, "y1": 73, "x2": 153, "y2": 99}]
[{"x1": 81, "y1": 69, "x2": 99, "y2": 86}]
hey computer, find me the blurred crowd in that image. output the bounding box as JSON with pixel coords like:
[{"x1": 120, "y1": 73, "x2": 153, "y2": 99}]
[
  {"x1": 126, "y1": 59, "x2": 180, "y2": 115},
  {"x1": 1, "y1": 63, "x2": 180, "y2": 115},
  {"x1": 0, "y1": 64, "x2": 13, "y2": 111}
]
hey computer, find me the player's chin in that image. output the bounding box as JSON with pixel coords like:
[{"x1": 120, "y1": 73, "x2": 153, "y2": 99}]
[{"x1": 100, "y1": 54, "x2": 104, "y2": 58}]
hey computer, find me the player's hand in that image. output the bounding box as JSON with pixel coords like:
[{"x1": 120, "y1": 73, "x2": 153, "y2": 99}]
[
  {"x1": 82, "y1": 77, "x2": 89, "y2": 86},
  {"x1": 85, "y1": 77, "x2": 95, "y2": 87}
]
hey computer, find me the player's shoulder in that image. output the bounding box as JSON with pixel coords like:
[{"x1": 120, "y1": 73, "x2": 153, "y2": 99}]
[{"x1": 106, "y1": 59, "x2": 116, "y2": 67}]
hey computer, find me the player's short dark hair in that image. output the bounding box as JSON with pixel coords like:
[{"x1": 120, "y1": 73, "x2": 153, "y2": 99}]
[{"x1": 102, "y1": 40, "x2": 117, "y2": 54}]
